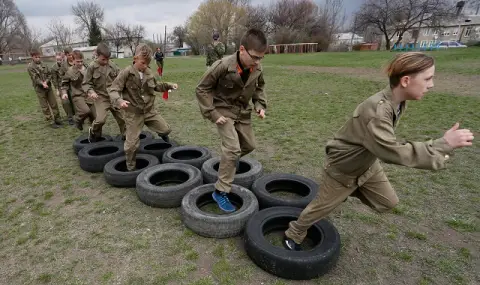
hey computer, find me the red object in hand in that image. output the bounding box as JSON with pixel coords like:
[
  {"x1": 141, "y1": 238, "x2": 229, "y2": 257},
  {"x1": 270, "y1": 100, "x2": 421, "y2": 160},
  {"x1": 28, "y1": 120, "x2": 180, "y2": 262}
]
[{"x1": 162, "y1": 90, "x2": 169, "y2": 101}]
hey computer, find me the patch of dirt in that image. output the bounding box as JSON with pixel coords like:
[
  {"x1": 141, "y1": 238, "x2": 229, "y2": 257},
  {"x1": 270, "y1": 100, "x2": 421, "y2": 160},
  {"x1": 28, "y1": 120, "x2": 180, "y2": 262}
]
[{"x1": 284, "y1": 66, "x2": 480, "y2": 97}]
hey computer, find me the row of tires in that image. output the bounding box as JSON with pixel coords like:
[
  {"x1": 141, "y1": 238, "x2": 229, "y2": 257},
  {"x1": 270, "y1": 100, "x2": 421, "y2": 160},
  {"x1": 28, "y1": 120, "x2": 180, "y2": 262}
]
[{"x1": 71, "y1": 131, "x2": 341, "y2": 280}]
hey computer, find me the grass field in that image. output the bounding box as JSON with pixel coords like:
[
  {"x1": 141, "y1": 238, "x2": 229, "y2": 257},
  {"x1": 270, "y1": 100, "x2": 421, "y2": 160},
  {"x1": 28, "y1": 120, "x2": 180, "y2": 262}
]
[{"x1": 0, "y1": 48, "x2": 479, "y2": 285}]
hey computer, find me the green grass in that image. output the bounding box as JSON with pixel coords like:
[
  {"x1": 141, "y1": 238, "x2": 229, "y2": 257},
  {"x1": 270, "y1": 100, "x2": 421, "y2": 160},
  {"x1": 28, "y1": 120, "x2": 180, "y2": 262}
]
[{"x1": 0, "y1": 48, "x2": 479, "y2": 285}]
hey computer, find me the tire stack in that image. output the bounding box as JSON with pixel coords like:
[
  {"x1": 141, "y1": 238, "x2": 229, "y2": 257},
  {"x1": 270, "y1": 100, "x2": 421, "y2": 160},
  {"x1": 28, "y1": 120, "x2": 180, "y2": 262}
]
[{"x1": 72, "y1": 130, "x2": 341, "y2": 280}]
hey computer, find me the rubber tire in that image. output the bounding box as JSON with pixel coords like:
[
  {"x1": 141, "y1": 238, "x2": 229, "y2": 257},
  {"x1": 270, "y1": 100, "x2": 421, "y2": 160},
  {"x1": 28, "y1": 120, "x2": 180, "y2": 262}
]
[
  {"x1": 135, "y1": 163, "x2": 203, "y2": 208},
  {"x1": 162, "y1": 146, "x2": 212, "y2": 170},
  {"x1": 244, "y1": 206, "x2": 341, "y2": 280},
  {"x1": 201, "y1": 157, "x2": 264, "y2": 189},
  {"x1": 251, "y1": 173, "x2": 319, "y2": 209},
  {"x1": 113, "y1": 130, "x2": 154, "y2": 142},
  {"x1": 73, "y1": 134, "x2": 113, "y2": 155},
  {"x1": 78, "y1": 141, "x2": 125, "y2": 173},
  {"x1": 137, "y1": 139, "x2": 178, "y2": 162},
  {"x1": 181, "y1": 184, "x2": 259, "y2": 238},
  {"x1": 103, "y1": 154, "x2": 159, "y2": 188}
]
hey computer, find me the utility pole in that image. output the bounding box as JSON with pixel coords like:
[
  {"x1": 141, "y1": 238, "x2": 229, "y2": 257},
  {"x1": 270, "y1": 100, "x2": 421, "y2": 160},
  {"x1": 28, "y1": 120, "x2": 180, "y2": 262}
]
[{"x1": 164, "y1": 25, "x2": 167, "y2": 53}]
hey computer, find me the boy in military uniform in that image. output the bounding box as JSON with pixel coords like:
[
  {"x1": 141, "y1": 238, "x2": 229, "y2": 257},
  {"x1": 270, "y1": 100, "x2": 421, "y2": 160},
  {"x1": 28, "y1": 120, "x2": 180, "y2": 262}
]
[
  {"x1": 283, "y1": 52, "x2": 475, "y2": 251},
  {"x1": 61, "y1": 50, "x2": 95, "y2": 131},
  {"x1": 83, "y1": 42, "x2": 125, "y2": 142},
  {"x1": 154, "y1": 47, "x2": 164, "y2": 76},
  {"x1": 27, "y1": 49, "x2": 63, "y2": 128},
  {"x1": 108, "y1": 43, "x2": 178, "y2": 171},
  {"x1": 206, "y1": 32, "x2": 226, "y2": 68},
  {"x1": 51, "y1": 52, "x2": 74, "y2": 125},
  {"x1": 195, "y1": 28, "x2": 267, "y2": 212}
]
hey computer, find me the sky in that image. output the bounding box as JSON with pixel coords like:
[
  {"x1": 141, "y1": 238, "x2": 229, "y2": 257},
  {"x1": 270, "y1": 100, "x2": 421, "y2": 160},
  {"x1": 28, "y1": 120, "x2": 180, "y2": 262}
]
[{"x1": 16, "y1": 0, "x2": 362, "y2": 43}]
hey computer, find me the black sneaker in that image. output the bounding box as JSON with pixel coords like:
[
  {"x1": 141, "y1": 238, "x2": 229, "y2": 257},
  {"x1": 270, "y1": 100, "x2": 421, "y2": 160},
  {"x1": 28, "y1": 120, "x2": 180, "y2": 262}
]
[
  {"x1": 68, "y1": 118, "x2": 74, "y2": 125},
  {"x1": 88, "y1": 127, "x2": 96, "y2": 143},
  {"x1": 54, "y1": 119, "x2": 63, "y2": 126},
  {"x1": 283, "y1": 237, "x2": 302, "y2": 251},
  {"x1": 75, "y1": 120, "x2": 83, "y2": 131},
  {"x1": 160, "y1": 135, "x2": 170, "y2": 143},
  {"x1": 50, "y1": 122, "x2": 60, "y2": 129}
]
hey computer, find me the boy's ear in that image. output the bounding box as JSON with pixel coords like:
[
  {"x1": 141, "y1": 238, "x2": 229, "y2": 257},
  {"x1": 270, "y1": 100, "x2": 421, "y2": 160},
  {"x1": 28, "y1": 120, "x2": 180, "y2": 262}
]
[{"x1": 400, "y1": 76, "x2": 410, "y2": 88}]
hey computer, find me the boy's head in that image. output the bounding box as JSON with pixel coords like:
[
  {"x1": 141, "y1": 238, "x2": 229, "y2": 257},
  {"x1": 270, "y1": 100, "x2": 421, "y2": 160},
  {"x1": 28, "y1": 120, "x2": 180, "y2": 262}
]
[
  {"x1": 30, "y1": 49, "x2": 41, "y2": 63},
  {"x1": 133, "y1": 43, "x2": 152, "y2": 72},
  {"x1": 72, "y1": 50, "x2": 84, "y2": 69},
  {"x1": 55, "y1": 52, "x2": 63, "y2": 63},
  {"x1": 213, "y1": 32, "x2": 220, "y2": 41},
  {"x1": 64, "y1": 47, "x2": 73, "y2": 62},
  {"x1": 157, "y1": 47, "x2": 161, "y2": 51},
  {"x1": 96, "y1": 42, "x2": 111, "y2": 66},
  {"x1": 239, "y1": 28, "x2": 267, "y2": 69},
  {"x1": 387, "y1": 52, "x2": 435, "y2": 101}
]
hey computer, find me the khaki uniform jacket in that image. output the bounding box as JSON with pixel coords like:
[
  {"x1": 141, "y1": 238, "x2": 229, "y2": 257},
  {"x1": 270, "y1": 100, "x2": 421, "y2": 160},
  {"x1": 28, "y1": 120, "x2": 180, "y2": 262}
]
[
  {"x1": 195, "y1": 52, "x2": 267, "y2": 123},
  {"x1": 61, "y1": 64, "x2": 89, "y2": 98},
  {"x1": 59, "y1": 60, "x2": 74, "y2": 82},
  {"x1": 324, "y1": 86, "x2": 453, "y2": 188},
  {"x1": 108, "y1": 65, "x2": 175, "y2": 114},
  {"x1": 51, "y1": 62, "x2": 62, "y2": 90},
  {"x1": 27, "y1": 61, "x2": 52, "y2": 90},
  {"x1": 82, "y1": 60, "x2": 120, "y2": 98}
]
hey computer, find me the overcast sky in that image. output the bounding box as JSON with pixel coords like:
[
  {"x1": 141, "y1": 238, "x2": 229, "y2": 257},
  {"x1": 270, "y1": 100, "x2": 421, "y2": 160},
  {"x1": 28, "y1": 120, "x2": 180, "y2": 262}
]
[{"x1": 16, "y1": 0, "x2": 362, "y2": 42}]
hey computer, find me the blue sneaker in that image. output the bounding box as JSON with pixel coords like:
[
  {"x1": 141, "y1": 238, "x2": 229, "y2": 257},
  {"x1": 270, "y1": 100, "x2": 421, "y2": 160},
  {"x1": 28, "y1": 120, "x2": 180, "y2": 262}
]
[{"x1": 212, "y1": 190, "x2": 236, "y2": 213}]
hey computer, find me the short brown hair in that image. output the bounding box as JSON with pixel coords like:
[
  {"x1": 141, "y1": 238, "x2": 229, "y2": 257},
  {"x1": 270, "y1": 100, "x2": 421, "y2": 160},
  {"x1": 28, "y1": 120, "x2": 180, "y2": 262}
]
[
  {"x1": 135, "y1": 43, "x2": 152, "y2": 62},
  {"x1": 240, "y1": 28, "x2": 267, "y2": 52},
  {"x1": 72, "y1": 50, "x2": 83, "y2": 60},
  {"x1": 96, "y1": 42, "x2": 111, "y2": 58},
  {"x1": 55, "y1": 52, "x2": 63, "y2": 56},
  {"x1": 64, "y1": 46, "x2": 72, "y2": 54},
  {"x1": 386, "y1": 52, "x2": 434, "y2": 87},
  {"x1": 30, "y1": 49, "x2": 40, "y2": 56}
]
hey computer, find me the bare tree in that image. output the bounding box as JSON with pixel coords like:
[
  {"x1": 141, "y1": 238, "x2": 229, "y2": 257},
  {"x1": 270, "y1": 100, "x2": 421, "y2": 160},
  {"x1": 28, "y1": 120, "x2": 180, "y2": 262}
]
[
  {"x1": 72, "y1": 1, "x2": 104, "y2": 39},
  {"x1": 117, "y1": 23, "x2": 145, "y2": 55},
  {"x1": 47, "y1": 18, "x2": 74, "y2": 49},
  {"x1": 356, "y1": 0, "x2": 454, "y2": 50},
  {"x1": 171, "y1": 25, "x2": 187, "y2": 48},
  {"x1": 22, "y1": 25, "x2": 44, "y2": 54},
  {"x1": 103, "y1": 23, "x2": 125, "y2": 57},
  {"x1": 0, "y1": 0, "x2": 27, "y2": 56}
]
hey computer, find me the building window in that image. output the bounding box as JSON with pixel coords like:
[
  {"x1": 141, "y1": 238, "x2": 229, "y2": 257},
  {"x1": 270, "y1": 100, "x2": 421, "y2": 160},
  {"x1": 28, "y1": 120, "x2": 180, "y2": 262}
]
[
  {"x1": 420, "y1": 40, "x2": 427, "y2": 47},
  {"x1": 423, "y1": 29, "x2": 430, "y2": 36},
  {"x1": 442, "y1": 29, "x2": 450, "y2": 36},
  {"x1": 453, "y1": 28, "x2": 459, "y2": 35},
  {"x1": 433, "y1": 30, "x2": 438, "y2": 35},
  {"x1": 464, "y1": 27, "x2": 472, "y2": 37}
]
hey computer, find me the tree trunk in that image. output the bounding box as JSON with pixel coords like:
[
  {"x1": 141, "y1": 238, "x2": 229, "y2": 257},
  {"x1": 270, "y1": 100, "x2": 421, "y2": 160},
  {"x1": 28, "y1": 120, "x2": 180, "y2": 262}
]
[{"x1": 384, "y1": 31, "x2": 391, "y2": 50}]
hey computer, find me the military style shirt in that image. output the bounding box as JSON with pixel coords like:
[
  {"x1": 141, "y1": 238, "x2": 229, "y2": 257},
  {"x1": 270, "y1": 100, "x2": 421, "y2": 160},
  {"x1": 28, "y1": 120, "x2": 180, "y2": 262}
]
[
  {"x1": 27, "y1": 61, "x2": 52, "y2": 90},
  {"x1": 82, "y1": 60, "x2": 120, "y2": 98},
  {"x1": 61, "y1": 64, "x2": 89, "y2": 97},
  {"x1": 206, "y1": 42, "x2": 226, "y2": 66},
  {"x1": 195, "y1": 52, "x2": 267, "y2": 123},
  {"x1": 59, "y1": 60, "x2": 74, "y2": 81},
  {"x1": 51, "y1": 61, "x2": 63, "y2": 90},
  {"x1": 323, "y1": 86, "x2": 453, "y2": 187},
  {"x1": 108, "y1": 65, "x2": 175, "y2": 114}
]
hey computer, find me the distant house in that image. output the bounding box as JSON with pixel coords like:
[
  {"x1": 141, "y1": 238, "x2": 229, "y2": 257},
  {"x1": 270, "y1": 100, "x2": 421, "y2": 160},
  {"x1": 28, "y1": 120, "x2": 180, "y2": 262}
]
[{"x1": 333, "y1": 33, "x2": 364, "y2": 46}]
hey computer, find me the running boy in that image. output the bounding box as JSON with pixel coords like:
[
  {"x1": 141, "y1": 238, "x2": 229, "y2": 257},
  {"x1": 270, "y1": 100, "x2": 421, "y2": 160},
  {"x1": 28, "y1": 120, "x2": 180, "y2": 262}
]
[
  {"x1": 195, "y1": 28, "x2": 267, "y2": 213},
  {"x1": 52, "y1": 52, "x2": 74, "y2": 125},
  {"x1": 108, "y1": 43, "x2": 178, "y2": 171},
  {"x1": 283, "y1": 52, "x2": 475, "y2": 250},
  {"x1": 83, "y1": 42, "x2": 125, "y2": 142},
  {"x1": 61, "y1": 50, "x2": 95, "y2": 131},
  {"x1": 27, "y1": 49, "x2": 63, "y2": 128},
  {"x1": 154, "y1": 47, "x2": 164, "y2": 76}
]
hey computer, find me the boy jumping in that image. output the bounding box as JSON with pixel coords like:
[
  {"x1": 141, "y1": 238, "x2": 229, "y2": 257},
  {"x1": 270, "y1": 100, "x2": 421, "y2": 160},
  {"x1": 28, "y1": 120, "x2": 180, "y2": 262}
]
[
  {"x1": 195, "y1": 28, "x2": 267, "y2": 212},
  {"x1": 108, "y1": 43, "x2": 178, "y2": 171},
  {"x1": 283, "y1": 52, "x2": 474, "y2": 251}
]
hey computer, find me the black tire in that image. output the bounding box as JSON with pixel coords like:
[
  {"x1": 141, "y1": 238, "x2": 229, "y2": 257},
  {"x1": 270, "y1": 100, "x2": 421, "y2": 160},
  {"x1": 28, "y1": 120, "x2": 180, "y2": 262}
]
[
  {"x1": 201, "y1": 157, "x2": 264, "y2": 189},
  {"x1": 73, "y1": 134, "x2": 113, "y2": 155},
  {"x1": 103, "y1": 154, "x2": 159, "y2": 188},
  {"x1": 181, "y1": 184, "x2": 259, "y2": 238},
  {"x1": 251, "y1": 173, "x2": 319, "y2": 209},
  {"x1": 244, "y1": 207, "x2": 341, "y2": 280},
  {"x1": 137, "y1": 139, "x2": 177, "y2": 162},
  {"x1": 135, "y1": 163, "x2": 203, "y2": 208},
  {"x1": 113, "y1": 130, "x2": 154, "y2": 142},
  {"x1": 162, "y1": 146, "x2": 212, "y2": 169},
  {"x1": 78, "y1": 141, "x2": 125, "y2": 173}
]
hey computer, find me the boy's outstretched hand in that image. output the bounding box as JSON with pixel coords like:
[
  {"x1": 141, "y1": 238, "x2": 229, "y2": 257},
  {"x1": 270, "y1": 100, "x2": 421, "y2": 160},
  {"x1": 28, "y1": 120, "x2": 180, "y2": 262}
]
[
  {"x1": 171, "y1": 83, "x2": 178, "y2": 90},
  {"x1": 257, "y1": 109, "x2": 265, "y2": 119},
  {"x1": 118, "y1": 99, "x2": 130, "y2": 109},
  {"x1": 443, "y1": 122, "x2": 474, "y2": 148}
]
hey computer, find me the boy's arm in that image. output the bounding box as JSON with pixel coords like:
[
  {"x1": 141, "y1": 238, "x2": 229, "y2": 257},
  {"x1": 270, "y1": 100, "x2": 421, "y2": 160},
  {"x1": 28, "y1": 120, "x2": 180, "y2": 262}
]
[
  {"x1": 82, "y1": 64, "x2": 95, "y2": 95},
  {"x1": 107, "y1": 69, "x2": 127, "y2": 108},
  {"x1": 44, "y1": 66, "x2": 52, "y2": 84},
  {"x1": 195, "y1": 61, "x2": 224, "y2": 122},
  {"x1": 27, "y1": 65, "x2": 42, "y2": 86},
  {"x1": 252, "y1": 72, "x2": 267, "y2": 112},
  {"x1": 154, "y1": 80, "x2": 176, "y2": 92},
  {"x1": 363, "y1": 117, "x2": 453, "y2": 170},
  {"x1": 60, "y1": 72, "x2": 71, "y2": 94},
  {"x1": 51, "y1": 66, "x2": 59, "y2": 89}
]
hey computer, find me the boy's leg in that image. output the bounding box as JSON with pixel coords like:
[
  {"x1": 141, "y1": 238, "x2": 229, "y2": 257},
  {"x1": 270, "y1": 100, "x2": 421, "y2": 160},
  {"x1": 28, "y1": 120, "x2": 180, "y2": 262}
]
[
  {"x1": 71, "y1": 96, "x2": 92, "y2": 131},
  {"x1": 284, "y1": 168, "x2": 356, "y2": 247},
  {"x1": 67, "y1": 89, "x2": 75, "y2": 116},
  {"x1": 216, "y1": 118, "x2": 241, "y2": 193},
  {"x1": 46, "y1": 88, "x2": 62, "y2": 125},
  {"x1": 57, "y1": 88, "x2": 73, "y2": 123},
  {"x1": 35, "y1": 90, "x2": 53, "y2": 122},
  {"x1": 90, "y1": 96, "x2": 110, "y2": 141},
  {"x1": 143, "y1": 111, "x2": 171, "y2": 141},
  {"x1": 235, "y1": 122, "x2": 256, "y2": 157},
  {"x1": 355, "y1": 161, "x2": 399, "y2": 212},
  {"x1": 124, "y1": 112, "x2": 144, "y2": 171}
]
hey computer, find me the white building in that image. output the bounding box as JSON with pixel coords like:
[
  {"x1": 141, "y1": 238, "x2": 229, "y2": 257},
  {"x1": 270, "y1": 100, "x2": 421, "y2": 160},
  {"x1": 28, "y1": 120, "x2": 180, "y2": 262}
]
[{"x1": 332, "y1": 33, "x2": 364, "y2": 46}]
